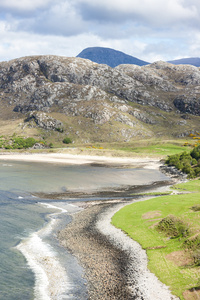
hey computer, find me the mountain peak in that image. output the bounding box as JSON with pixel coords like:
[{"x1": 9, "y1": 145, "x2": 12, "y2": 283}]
[{"x1": 77, "y1": 47, "x2": 149, "y2": 68}]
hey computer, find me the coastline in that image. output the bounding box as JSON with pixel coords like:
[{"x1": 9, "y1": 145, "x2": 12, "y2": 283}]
[
  {"x1": 16, "y1": 203, "x2": 74, "y2": 300},
  {"x1": 96, "y1": 202, "x2": 179, "y2": 299},
  {"x1": 2, "y1": 152, "x2": 181, "y2": 299},
  {"x1": 54, "y1": 154, "x2": 181, "y2": 299},
  {"x1": 0, "y1": 152, "x2": 162, "y2": 168},
  {"x1": 58, "y1": 192, "x2": 180, "y2": 300}
]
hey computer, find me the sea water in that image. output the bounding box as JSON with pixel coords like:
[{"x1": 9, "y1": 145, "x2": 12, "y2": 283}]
[{"x1": 0, "y1": 160, "x2": 169, "y2": 299}]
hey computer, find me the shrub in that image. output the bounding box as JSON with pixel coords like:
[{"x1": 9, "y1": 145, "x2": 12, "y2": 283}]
[
  {"x1": 191, "y1": 158, "x2": 197, "y2": 165},
  {"x1": 5, "y1": 145, "x2": 13, "y2": 149},
  {"x1": 63, "y1": 137, "x2": 72, "y2": 144},
  {"x1": 191, "y1": 145, "x2": 200, "y2": 160},
  {"x1": 195, "y1": 167, "x2": 200, "y2": 176},
  {"x1": 184, "y1": 234, "x2": 200, "y2": 250},
  {"x1": 165, "y1": 145, "x2": 200, "y2": 178},
  {"x1": 165, "y1": 154, "x2": 180, "y2": 166},
  {"x1": 175, "y1": 161, "x2": 184, "y2": 170},
  {"x1": 56, "y1": 127, "x2": 63, "y2": 133},
  {"x1": 12, "y1": 137, "x2": 37, "y2": 149},
  {"x1": 191, "y1": 204, "x2": 200, "y2": 211},
  {"x1": 156, "y1": 215, "x2": 189, "y2": 238},
  {"x1": 182, "y1": 164, "x2": 192, "y2": 174},
  {"x1": 24, "y1": 137, "x2": 37, "y2": 148},
  {"x1": 193, "y1": 249, "x2": 200, "y2": 265}
]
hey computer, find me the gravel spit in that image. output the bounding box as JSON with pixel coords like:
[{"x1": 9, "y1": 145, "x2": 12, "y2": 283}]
[{"x1": 58, "y1": 199, "x2": 179, "y2": 300}]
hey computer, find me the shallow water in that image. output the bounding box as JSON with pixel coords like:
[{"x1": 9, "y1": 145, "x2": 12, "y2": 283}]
[
  {"x1": 0, "y1": 160, "x2": 169, "y2": 299},
  {"x1": 0, "y1": 160, "x2": 167, "y2": 193},
  {"x1": 0, "y1": 192, "x2": 45, "y2": 299}
]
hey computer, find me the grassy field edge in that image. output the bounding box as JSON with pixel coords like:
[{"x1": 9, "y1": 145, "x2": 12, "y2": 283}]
[{"x1": 111, "y1": 180, "x2": 200, "y2": 300}]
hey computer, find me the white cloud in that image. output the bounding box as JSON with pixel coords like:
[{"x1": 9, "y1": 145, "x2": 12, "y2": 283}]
[
  {"x1": 0, "y1": 0, "x2": 52, "y2": 12},
  {"x1": 17, "y1": 1, "x2": 87, "y2": 36},
  {"x1": 0, "y1": 0, "x2": 199, "y2": 63},
  {"x1": 77, "y1": 0, "x2": 198, "y2": 26},
  {"x1": 0, "y1": 26, "x2": 106, "y2": 62}
]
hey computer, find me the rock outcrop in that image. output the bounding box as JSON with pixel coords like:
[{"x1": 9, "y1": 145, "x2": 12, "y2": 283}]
[
  {"x1": 173, "y1": 96, "x2": 200, "y2": 115},
  {"x1": 0, "y1": 55, "x2": 200, "y2": 142},
  {"x1": 25, "y1": 112, "x2": 63, "y2": 131}
]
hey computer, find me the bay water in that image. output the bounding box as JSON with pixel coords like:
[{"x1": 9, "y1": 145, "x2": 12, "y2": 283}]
[{"x1": 0, "y1": 160, "x2": 169, "y2": 299}]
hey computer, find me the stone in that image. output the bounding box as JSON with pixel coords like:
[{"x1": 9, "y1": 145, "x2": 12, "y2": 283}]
[{"x1": 25, "y1": 111, "x2": 63, "y2": 131}]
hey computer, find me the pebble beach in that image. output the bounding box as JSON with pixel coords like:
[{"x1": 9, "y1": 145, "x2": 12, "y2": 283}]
[{"x1": 58, "y1": 198, "x2": 179, "y2": 300}]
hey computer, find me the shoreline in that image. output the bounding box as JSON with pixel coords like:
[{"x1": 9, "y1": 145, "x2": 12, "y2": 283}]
[
  {"x1": 0, "y1": 152, "x2": 162, "y2": 168},
  {"x1": 96, "y1": 201, "x2": 179, "y2": 300},
  {"x1": 4, "y1": 152, "x2": 182, "y2": 299},
  {"x1": 58, "y1": 194, "x2": 179, "y2": 299},
  {"x1": 16, "y1": 203, "x2": 74, "y2": 300},
  {"x1": 55, "y1": 157, "x2": 184, "y2": 299},
  {"x1": 33, "y1": 179, "x2": 173, "y2": 200}
]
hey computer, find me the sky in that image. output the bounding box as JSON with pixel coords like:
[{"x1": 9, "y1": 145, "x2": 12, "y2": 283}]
[{"x1": 0, "y1": 0, "x2": 199, "y2": 63}]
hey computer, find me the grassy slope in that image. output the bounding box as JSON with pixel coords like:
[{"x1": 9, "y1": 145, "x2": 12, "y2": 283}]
[
  {"x1": 65, "y1": 140, "x2": 192, "y2": 158},
  {"x1": 117, "y1": 142, "x2": 191, "y2": 156},
  {"x1": 0, "y1": 137, "x2": 192, "y2": 158},
  {"x1": 112, "y1": 180, "x2": 200, "y2": 300}
]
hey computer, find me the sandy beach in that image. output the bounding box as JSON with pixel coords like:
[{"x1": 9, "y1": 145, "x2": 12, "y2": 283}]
[
  {"x1": 0, "y1": 152, "x2": 162, "y2": 168},
  {"x1": 1, "y1": 151, "x2": 180, "y2": 299}
]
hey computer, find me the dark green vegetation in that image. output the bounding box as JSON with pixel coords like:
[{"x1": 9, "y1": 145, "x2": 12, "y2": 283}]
[
  {"x1": 0, "y1": 135, "x2": 38, "y2": 149},
  {"x1": 156, "y1": 215, "x2": 189, "y2": 238},
  {"x1": 62, "y1": 137, "x2": 72, "y2": 144},
  {"x1": 166, "y1": 144, "x2": 200, "y2": 178},
  {"x1": 112, "y1": 179, "x2": 200, "y2": 299}
]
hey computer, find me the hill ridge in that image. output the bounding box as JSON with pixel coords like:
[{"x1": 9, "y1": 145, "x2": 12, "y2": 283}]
[
  {"x1": 77, "y1": 47, "x2": 149, "y2": 67},
  {"x1": 0, "y1": 55, "x2": 199, "y2": 144}
]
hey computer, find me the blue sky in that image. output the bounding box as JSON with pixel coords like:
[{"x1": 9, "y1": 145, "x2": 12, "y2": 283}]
[{"x1": 0, "y1": 0, "x2": 199, "y2": 62}]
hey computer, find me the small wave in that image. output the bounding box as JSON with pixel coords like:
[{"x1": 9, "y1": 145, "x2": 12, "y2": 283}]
[
  {"x1": 16, "y1": 204, "x2": 72, "y2": 300},
  {"x1": 39, "y1": 202, "x2": 68, "y2": 214}
]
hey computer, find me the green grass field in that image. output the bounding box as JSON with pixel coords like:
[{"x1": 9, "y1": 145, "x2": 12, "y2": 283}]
[
  {"x1": 112, "y1": 180, "x2": 200, "y2": 300},
  {"x1": 118, "y1": 142, "x2": 191, "y2": 156},
  {"x1": 64, "y1": 140, "x2": 192, "y2": 159}
]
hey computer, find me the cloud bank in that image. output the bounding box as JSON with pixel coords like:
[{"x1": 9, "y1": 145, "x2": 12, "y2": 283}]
[{"x1": 0, "y1": 0, "x2": 199, "y2": 62}]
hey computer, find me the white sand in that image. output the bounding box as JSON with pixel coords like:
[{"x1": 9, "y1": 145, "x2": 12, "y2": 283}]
[{"x1": 0, "y1": 152, "x2": 162, "y2": 169}]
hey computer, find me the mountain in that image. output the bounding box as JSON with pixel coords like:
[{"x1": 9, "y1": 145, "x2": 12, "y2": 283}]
[
  {"x1": 0, "y1": 55, "x2": 199, "y2": 145},
  {"x1": 77, "y1": 47, "x2": 200, "y2": 68},
  {"x1": 168, "y1": 57, "x2": 200, "y2": 67},
  {"x1": 77, "y1": 47, "x2": 149, "y2": 67}
]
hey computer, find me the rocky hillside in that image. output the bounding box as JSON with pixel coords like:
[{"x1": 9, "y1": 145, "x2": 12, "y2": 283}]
[
  {"x1": 0, "y1": 55, "x2": 199, "y2": 144},
  {"x1": 77, "y1": 47, "x2": 149, "y2": 67}
]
